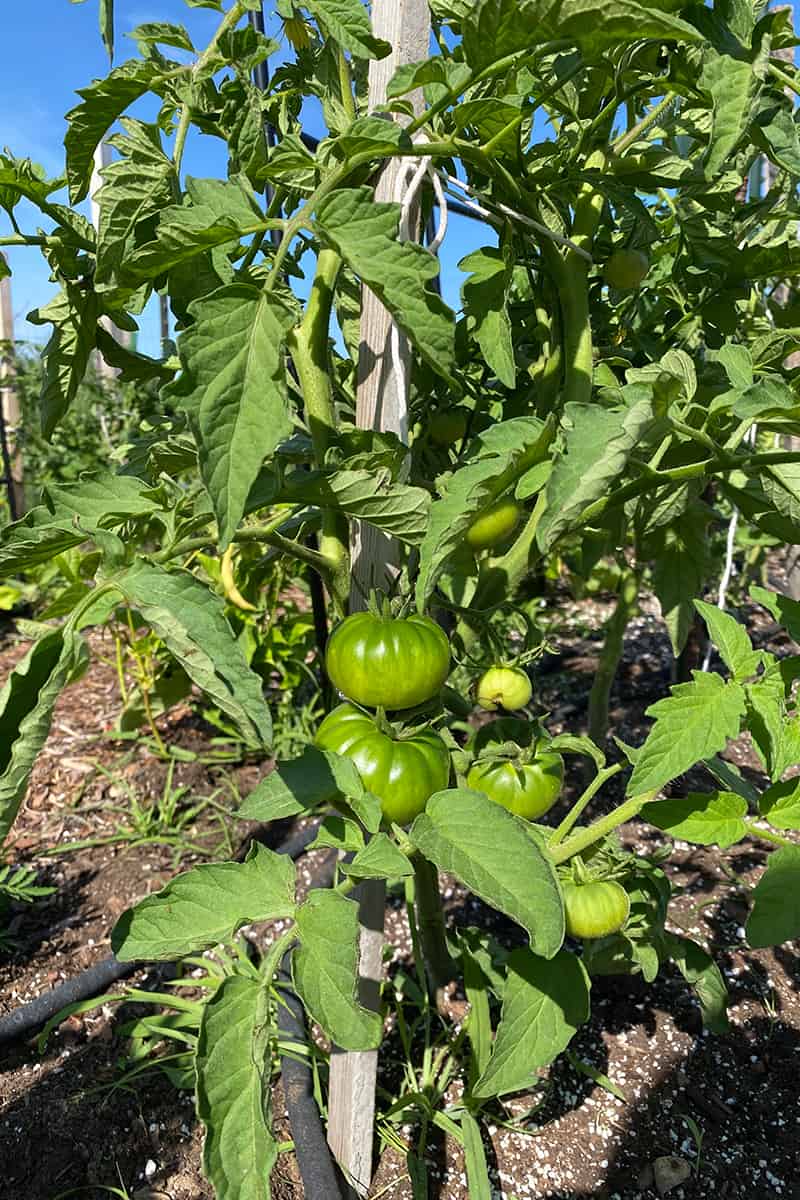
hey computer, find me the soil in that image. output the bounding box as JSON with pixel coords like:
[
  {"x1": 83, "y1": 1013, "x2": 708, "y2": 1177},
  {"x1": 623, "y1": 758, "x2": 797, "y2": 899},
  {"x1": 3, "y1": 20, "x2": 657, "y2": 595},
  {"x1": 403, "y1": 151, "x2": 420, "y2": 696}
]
[{"x1": 0, "y1": 580, "x2": 798, "y2": 1200}]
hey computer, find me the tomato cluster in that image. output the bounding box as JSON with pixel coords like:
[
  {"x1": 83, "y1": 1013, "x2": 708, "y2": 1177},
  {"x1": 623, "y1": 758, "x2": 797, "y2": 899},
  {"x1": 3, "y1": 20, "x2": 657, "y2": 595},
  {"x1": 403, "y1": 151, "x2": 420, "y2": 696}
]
[{"x1": 317, "y1": 611, "x2": 452, "y2": 825}]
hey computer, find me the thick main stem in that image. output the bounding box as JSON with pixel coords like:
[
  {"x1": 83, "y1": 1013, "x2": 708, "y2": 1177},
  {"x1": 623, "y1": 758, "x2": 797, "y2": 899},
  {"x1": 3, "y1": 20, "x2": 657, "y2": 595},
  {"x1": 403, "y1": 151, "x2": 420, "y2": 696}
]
[
  {"x1": 588, "y1": 568, "x2": 639, "y2": 745},
  {"x1": 412, "y1": 853, "x2": 455, "y2": 996},
  {"x1": 287, "y1": 248, "x2": 350, "y2": 613}
]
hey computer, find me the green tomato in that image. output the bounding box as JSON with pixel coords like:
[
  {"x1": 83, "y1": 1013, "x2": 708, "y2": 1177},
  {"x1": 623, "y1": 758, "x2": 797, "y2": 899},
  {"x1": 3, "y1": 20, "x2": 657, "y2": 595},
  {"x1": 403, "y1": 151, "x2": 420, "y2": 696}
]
[
  {"x1": 429, "y1": 407, "x2": 469, "y2": 446},
  {"x1": 603, "y1": 249, "x2": 650, "y2": 291},
  {"x1": 325, "y1": 612, "x2": 450, "y2": 710},
  {"x1": 465, "y1": 498, "x2": 522, "y2": 551},
  {"x1": 476, "y1": 666, "x2": 532, "y2": 711},
  {"x1": 467, "y1": 751, "x2": 563, "y2": 820},
  {"x1": 315, "y1": 702, "x2": 450, "y2": 825},
  {"x1": 562, "y1": 880, "x2": 631, "y2": 939},
  {"x1": 471, "y1": 716, "x2": 534, "y2": 756}
]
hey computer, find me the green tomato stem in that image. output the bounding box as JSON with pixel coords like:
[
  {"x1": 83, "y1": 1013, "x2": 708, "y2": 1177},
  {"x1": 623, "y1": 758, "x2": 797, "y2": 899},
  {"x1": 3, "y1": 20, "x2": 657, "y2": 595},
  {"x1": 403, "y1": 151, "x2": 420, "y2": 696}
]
[
  {"x1": 548, "y1": 762, "x2": 625, "y2": 848},
  {"x1": 612, "y1": 92, "x2": 676, "y2": 155},
  {"x1": 587, "y1": 568, "x2": 639, "y2": 745},
  {"x1": 173, "y1": 0, "x2": 248, "y2": 174},
  {"x1": 288, "y1": 248, "x2": 351, "y2": 613},
  {"x1": 411, "y1": 851, "x2": 455, "y2": 997},
  {"x1": 743, "y1": 819, "x2": 797, "y2": 849},
  {"x1": 550, "y1": 789, "x2": 659, "y2": 866}
]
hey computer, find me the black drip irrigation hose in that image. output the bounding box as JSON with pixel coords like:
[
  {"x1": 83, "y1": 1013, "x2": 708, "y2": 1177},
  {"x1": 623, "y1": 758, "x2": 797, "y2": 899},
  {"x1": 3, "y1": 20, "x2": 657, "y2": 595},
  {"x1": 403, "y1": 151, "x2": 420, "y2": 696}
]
[
  {"x1": 0, "y1": 820, "x2": 322, "y2": 1046},
  {"x1": 0, "y1": 816, "x2": 345, "y2": 1199}
]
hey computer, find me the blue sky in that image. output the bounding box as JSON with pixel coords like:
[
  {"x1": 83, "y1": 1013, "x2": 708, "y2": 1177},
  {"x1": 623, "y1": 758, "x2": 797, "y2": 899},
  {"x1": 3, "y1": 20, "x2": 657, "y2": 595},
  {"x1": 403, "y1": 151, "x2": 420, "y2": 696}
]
[{"x1": 0, "y1": 2, "x2": 492, "y2": 357}]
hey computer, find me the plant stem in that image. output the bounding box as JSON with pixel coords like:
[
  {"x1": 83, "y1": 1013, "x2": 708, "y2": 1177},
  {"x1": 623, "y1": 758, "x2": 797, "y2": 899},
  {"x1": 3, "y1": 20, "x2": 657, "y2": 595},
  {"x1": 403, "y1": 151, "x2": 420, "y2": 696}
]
[
  {"x1": 612, "y1": 92, "x2": 675, "y2": 155},
  {"x1": 588, "y1": 568, "x2": 639, "y2": 745},
  {"x1": 173, "y1": 0, "x2": 249, "y2": 174},
  {"x1": 287, "y1": 248, "x2": 351, "y2": 612},
  {"x1": 337, "y1": 48, "x2": 356, "y2": 123},
  {"x1": 769, "y1": 62, "x2": 800, "y2": 98},
  {"x1": 549, "y1": 762, "x2": 625, "y2": 847},
  {"x1": 744, "y1": 820, "x2": 796, "y2": 849},
  {"x1": 412, "y1": 852, "x2": 455, "y2": 997},
  {"x1": 550, "y1": 790, "x2": 659, "y2": 865}
]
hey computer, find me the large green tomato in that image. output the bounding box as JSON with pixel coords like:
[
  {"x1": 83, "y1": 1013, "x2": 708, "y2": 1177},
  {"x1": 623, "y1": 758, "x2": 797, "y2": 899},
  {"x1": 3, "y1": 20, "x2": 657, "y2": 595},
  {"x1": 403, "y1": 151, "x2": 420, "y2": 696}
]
[
  {"x1": 315, "y1": 703, "x2": 450, "y2": 825},
  {"x1": 562, "y1": 880, "x2": 630, "y2": 939},
  {"x1": 465, "y1": 498, "x2": 521, "y2": 551},
  {"x1": 603, "y1": 249, "x2": 649, "y2": 291},
  {"x1": 467, "y1": 751, "x2": 563, "y2": 820},
  {"x1": 476, "y1": 666, "x2": 532, "y2": 711},
  {"x1": 325, "y1": 612, "x2": 450, "y2": 710}
]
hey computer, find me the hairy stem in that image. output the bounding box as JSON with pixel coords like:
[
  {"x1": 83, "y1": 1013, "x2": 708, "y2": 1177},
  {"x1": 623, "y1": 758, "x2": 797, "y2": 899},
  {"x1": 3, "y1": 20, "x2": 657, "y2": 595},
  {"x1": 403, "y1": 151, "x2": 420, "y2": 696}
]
[
  {"x1": 550, "y1": 790, "x2": 659, "y2": 865},
  {"x1": 549, "y1": 762, "x2": 625, "y2": 847}
]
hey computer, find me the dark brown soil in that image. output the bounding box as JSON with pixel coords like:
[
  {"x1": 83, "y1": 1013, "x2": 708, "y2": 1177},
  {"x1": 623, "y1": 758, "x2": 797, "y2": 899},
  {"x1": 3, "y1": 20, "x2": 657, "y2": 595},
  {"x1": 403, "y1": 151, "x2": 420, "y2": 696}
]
[{"x1": 0, "y1": 579, "x2": 799, "y2": 1200}]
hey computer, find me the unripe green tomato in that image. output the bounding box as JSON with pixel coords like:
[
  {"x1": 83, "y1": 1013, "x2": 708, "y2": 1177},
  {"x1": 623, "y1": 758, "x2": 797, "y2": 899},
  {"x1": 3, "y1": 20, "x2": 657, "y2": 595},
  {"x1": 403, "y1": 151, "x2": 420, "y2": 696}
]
[
  {"x1": 472, "y1": 716, "x2": 534, "y2": 755},
  {"x1": 465, "y1": 498, "x2": 522, "y2": 551},
  {"x1": 466, "y1": 752, "x2": 563, "y2": 820},
  {"x1": 603, "y1": 248, "x2": 650, "y2": 291},
  {"x1": 476, "y1": 666, "x2": 532, "y2": 711},
  {"x1": 315, "y1": 703, "x2": 450, "y2": 825},
  {"x1": 325, "y1": 611, "x2": 450, "y2": 710},
  {"x1": 429, "y1": 407, "x2": 469, "y2": 446},
  {"x1": 562, "y1": 880, "x2": 630, "y2": 939}
]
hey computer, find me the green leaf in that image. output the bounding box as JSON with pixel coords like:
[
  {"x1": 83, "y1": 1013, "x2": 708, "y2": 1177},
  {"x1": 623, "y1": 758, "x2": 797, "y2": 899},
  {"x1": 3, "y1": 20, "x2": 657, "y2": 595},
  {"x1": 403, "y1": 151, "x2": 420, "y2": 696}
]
[
  {"x1": 28, "y1": 286, "x2": 98, "y2": 436},
  {"x1": 705, "y1": 754, "x2": 760, "y2": 806},
  {"x1": 627, "y1": 673, "x2": 746, "y2": 797},
  {"x1": 745, "y1": 672, "x2": 785, "y2": 779},
  {"x1": 462, "y1": 0, "x2": 699, "y2": 69},
  {"x1": 751, "y1": 585, "x2": 800, "y2": 640},
  {"x1": 408, "y1": 789, "x2": 564, "y2": 957},
  {"x1": 461, "y1": 1113, "x2": 492, "y2": 1200},
  {"x1": 44, "y1": 472, "x2": 159, "y2": 527},
  {"x1": 663, "y1": 934, "x2": 729, "y2": 1033},
  {"x1": 649, "y1": 508, "x2": 710, "y2": 656},
  {"x1": 65, "y1": 59, "x2": 158, "y2": 203},
  {"x1": 343, "y1": 833, "x2": 414, "y2": 879},
  {"x1": 693, "y1": 600, "x2": 761, "y2": 679},
  {"x1": 643, "y1": 791, "x2": 748, "y2": 849},
  {"x1": 111, "y1": 842, "x2": 295, "y2": 960},
  {"x1": 459, "y1": 246, "x2": 515, "y2": 388},
  {"x1": 126, "y1": 176, "x2": 269, "y2": 280},
  {"x1": 308, "y1": 814, "x2": 365, "y2": 853},
  {"x1": 700, "y1": 49, "x2": 759, "y2": 179},
  {"x1": 196, "y1": 974, "x2": 276, "y2": 1200},
  {"x1": 238, "y1": 746, "x2": 382, "y2": 833},
  {"x1": 538, "y1": 397, "x2": 655, "y2": 551},
  {"x1": 100, "y1": 0, "x2": 114, "y2": 59},
  {"x1": 293, "y1": 890, "x2": 382, "y2": 1050},
  {"x1": 473, "y1": 948, "x2": 590, "y2": 1099},
  {"x1": 304, "y1": 0, "x2": 390, "y2": 58},
  {"x1": 746, "y1": 845, "x2": 800, "y2": 948},
  {"x1": 759, "y1": 778, "x2": 800, "y2": 831},
  {"x1": 128, "y1": 21, "x2": 195, "y2": 52},
  {"x1": 416, "y1": 416, "x2": 551, "y2": 610},
  {"x1": 95, "y1": 119, "x2": 177, "y2": 287},
  {"x1": 0, "y1": 629, "x2": 84, "y2": 841},
  {"x1": 387, "y1": 58, "x2": 471, "y2": 100},
  {"x1": 281, "y1": 467, "x2": 430, "y2": 545},
  {"x1": 753, "y1": 103, "x2": 800, "y2": 175},
  {"x1": 314, "y1": 187, "x2": 455, "y2": 384},
  {"x1": 118, "y1": 562, "x2": 272, "y2": 747},
  {"x1": 0, "y1": 509, "x2": 86, "y2": 575},
  {"x1": 177, "y1": 284, "x2": 295, "y2": 547}
]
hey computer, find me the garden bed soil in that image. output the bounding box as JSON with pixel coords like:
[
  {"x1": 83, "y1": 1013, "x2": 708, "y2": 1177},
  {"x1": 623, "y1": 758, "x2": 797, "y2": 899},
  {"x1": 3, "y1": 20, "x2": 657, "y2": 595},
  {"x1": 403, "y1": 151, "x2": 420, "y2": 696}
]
[{"x1": 0, "y1": 586, "x2": 798, "y2": 1200}]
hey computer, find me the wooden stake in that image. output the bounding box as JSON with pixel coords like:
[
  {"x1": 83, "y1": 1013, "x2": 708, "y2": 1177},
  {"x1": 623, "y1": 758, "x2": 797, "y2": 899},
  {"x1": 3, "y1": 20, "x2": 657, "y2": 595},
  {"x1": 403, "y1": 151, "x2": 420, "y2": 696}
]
[
  {"x1": 0, "y1": 255, "x2": 25, "y2": 518},
  {"x1": 326, "y1": 3, "x2": 431, "y2": 1195}
]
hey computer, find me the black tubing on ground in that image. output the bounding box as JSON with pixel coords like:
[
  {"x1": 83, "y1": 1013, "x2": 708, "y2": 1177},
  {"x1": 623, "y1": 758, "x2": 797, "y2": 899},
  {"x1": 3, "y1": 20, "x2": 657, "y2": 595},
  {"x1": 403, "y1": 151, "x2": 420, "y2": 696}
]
[
  {"x1": 277, "y1": 947, "x2": 344, "y2": 1200},
  {"x1": 0, "y1": 819, "x2": 323, "y2": 1046}
]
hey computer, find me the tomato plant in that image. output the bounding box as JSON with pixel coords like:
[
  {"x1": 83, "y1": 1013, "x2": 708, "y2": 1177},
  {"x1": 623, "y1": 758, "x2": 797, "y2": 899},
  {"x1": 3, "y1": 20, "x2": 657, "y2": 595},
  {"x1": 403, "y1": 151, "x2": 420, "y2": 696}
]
[
  {"x1": 315, "y1": 702, "x2": 450, "y2": 824},
  {"x1": 2, "y1": 0, "x2": 800, "y2": 1195},
  {"x1": 325, "y1": 610, "x2": 450, "y2": 710}
]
